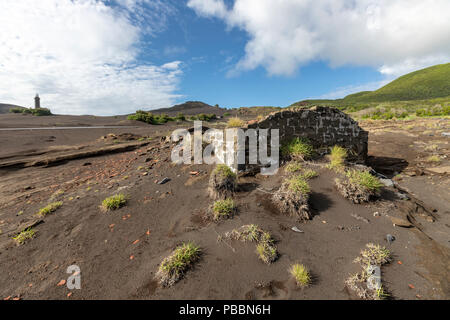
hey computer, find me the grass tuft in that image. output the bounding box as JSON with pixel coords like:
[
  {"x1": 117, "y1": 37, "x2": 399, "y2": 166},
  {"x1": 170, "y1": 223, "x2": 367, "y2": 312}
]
[
  {"x1": 37, "y1": 201, "x2": 63, "y2": 217},
  {"x1": 101, "y1": 194, "x2": 127, "y2": 211},
  {"x1": 256, "y1": 242, "x2": 278, "y2": 264},
  {"x1": 157, "y1": 242, "x2": 201, "y2": 287},
  {"x1": 13, "y1": 228, "x2": 36, "y2": 245},
  {"x1": 281, "y1": 137, "x2": 313, "y2": 160},
  {"x1": 212, "y1": 199, "x2": 236, "y2": 221},
  {"x1": 426, "y1": 155, "x2": 441, "y2": 163},
  {"x1": 328, "y1": 145, "x2": 347, "y2": 170},
  {"x1": 346, "y1": 170, "x2": 383, "y2": 192},
  {"x1": 355, "y1": 243, "x2": 391, "y2": 266},
  {"x1": 290, "y1": 263, "x2": 311, "y2": 287},
  {"x1": 213, "y1": 164, "x2": 236, "y2": 179},
  {"x1": 302, "y1": 169, "x2": 319, "y2": 180},
  {"x1": 285, "y1": 161, "x2": 303, "y2": 173},
  {"x1": 286, "y1": 174, "x2": 311, "y2": 195},
  {"x1": 227, "y1": 117, "x2": 245, "y2": 128}
]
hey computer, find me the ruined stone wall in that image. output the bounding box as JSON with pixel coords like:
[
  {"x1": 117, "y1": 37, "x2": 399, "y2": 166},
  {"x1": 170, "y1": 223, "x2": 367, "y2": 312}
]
[{"x1": 247, "y1": 106, "x2": 368, "y2": 161}]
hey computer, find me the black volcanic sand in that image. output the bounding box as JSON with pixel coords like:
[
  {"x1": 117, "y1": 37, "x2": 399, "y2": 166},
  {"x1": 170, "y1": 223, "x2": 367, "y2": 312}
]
[{"x1": 0, "y1": 115, "x2": 448, "y2": 300}]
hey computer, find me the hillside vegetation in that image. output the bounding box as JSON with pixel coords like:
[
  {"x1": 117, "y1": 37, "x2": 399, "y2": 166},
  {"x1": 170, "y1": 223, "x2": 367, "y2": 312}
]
[{"x1": 293, "y1": 63, "x2": 450, "y2": 108}]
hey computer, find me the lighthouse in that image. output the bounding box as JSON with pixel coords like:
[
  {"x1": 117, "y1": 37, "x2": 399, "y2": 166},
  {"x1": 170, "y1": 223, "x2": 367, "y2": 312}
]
[{"x1": 34, "y1": 94, "x2": 41, "y2": 109}]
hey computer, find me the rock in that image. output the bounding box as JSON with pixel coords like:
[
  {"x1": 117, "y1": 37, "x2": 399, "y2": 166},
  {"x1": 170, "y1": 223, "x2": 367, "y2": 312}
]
[
  {"x1": 291, "y1": 226, "x2": 304, "y2": 233},
  {"x1": 351, "y1": 213, "x2": 370, "y2": 224},
  {"x1": 442, "y1": 132, "x2": 450, "y2": 137},
  {"x1": 386, "y1": 234, "x2": 396, "y2": 244},
  {"x1": 379, "y1": 178, "x2": 394, "y2": 187},
  {"x1": 158, "y1": 178, "x2": 170, "y2": 185},
  {"x1": 426, "y1": 166, "x2": 450, "y2": 174},
  {"x1": 390, "y1": 216, "x2": 413, "y2": 228},
  {"x1": 396, "y1": 192, "x2": 410, "y2": 200},
  {"x1": 373, "y1": 212, "x2": 380, "y2": 217}
]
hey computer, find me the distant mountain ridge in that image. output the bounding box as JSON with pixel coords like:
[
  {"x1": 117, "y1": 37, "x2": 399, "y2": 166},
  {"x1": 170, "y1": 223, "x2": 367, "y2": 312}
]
[
  {"x1": 293, "y1": 63, "x2": 450, "y2": 107},
  {"x1": 149, "y1": 101, "x2": 226, "y2": 116},
  {"x1": 0, "y1": 103, "x2": 25, "y2": 114}
]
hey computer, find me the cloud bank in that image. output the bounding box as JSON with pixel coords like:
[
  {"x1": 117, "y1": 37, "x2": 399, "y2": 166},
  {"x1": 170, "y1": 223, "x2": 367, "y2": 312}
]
[
  {"x1": 0, "y1": 0, "x2": 182, "y2": 115},
  {"x1": 188, "y1": 0, "x2": 450, "y2": 77}
]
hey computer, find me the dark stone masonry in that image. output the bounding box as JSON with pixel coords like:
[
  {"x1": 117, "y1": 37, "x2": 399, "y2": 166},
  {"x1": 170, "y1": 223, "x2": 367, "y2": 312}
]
[{"x1": 247, "y1": 106, "x2": 368, "y2": 162}]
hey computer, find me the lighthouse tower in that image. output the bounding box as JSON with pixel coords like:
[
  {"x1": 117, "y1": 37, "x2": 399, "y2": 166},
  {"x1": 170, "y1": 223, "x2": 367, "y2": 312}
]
[{"x1": 34, "y1": 94, "x2": 41, "y2": 109}]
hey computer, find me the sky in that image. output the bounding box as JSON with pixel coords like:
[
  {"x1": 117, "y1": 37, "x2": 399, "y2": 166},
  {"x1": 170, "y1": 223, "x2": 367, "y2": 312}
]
[{"x1": 0, "y1": 0, "x2": 449, "y2": 116}]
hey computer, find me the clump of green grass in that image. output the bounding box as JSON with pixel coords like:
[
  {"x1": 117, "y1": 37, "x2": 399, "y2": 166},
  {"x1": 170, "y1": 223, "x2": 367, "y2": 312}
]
[
  {"x1": 354, "y1": 243, "x2": 391, "y2": 266},
  {"x1": 302, "y1": 169, "x2": 318, "y2": 180},
  {"x1": 101, "y1": 194, "x2": 127, "y2": 211},
  {"x1": 285, "y1": 161, "x2": 302, "y2": 173},
  {"x1": 328, "y1": 145, "x2": 347, "y2": 170},
  {"x1": 213, "y1": 164, "x2": 236, "y2": 179},
  {"x1": 426, "y1": 155, "x2": 441, "y2": 163},
  {"x1": 286, "y1": 174, "x2": 311, "y2": 195},
  {"x1": 157, "y1": 242, "x2": 201, "y2": 287},
  {"x1": 346, "y1": 170, "x2": 383, "y2": 192},
  {"x1": 37, "y1": 201, "x2": 63, "y2": 217},
  {"x1": 290, "y1": 263, "x2": 311, "y2": 287},
  {"x1": 281, "y1": 137, "x2": 314, "y2": 160},
  {"x1": 12, "y1": 228, "x2": 36, "y2": 245},
  {"x1": 212, "y1": 199, "x2": 236, "y2": 221}
]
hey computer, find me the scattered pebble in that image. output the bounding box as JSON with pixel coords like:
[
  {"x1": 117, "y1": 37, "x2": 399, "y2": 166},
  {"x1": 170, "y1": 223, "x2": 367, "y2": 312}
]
[
  {"x1": 373, "y1": 212, "x2": 380, "y2": 217},
  {"x1": 386, "y1": 234, "x2": 396, "y2": 244},
  {"x1": 291, "y1": 226, "x2": 304, "y2": 233},
  {"x1": 158, "y1": 177, "x2": 170, "y2": 185},
  {"x1": 351, "y1": 213, "x2": 370, "y2": 224},
  {"x1": 57, "y1": 279, "x2": 66, "y2": 286}
]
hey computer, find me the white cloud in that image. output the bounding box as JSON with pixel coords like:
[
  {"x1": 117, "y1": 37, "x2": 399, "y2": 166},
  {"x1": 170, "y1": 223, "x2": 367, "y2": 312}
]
[
  {"x1": 0, "y1": 0, "x2": 182, "y2": 115},
  {"x1": 188, "y1": 0, "x2": 450, "y2": 78}
]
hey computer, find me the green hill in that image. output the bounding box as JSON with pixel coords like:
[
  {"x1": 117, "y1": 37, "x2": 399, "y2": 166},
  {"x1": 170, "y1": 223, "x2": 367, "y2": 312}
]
[{"x1": 293, "y1": 63, "x2": 450, "y2": 107}]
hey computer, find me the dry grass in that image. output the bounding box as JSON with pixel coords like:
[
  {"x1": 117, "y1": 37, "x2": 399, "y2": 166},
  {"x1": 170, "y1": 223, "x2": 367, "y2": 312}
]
[
  {"x1": 223, "y1": 225, "x2": 278, "y2": 264},
  {"x1": 354, "y1": 243, "x2": 391, "y2": 266},
  {"x1": 227, "y1": 117, "x2": 245, "y2": 128},
  {"x1": 281, "y1": 137, "x2": 313, "y2": 160},
  {"x1": 285, "y1": 161, "x2": 303, "y2": 173},
  {"x1": 290, "y1": 263, "x2": 311, "y2": 287},
  {"x1": 426, "y1": 155, "x2": 441, "y2": 163}
]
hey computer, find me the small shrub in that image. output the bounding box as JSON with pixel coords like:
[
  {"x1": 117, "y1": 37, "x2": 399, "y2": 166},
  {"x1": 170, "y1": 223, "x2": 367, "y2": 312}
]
[
  {"x1": 281, "y1": 138, "x2": 313, "y2": 160},
  {"x1": 212, "y1": 199, "x2": 236, "y2": 221},
  {"x1": 223, "y1": 112, "x2": 231, "y2": 117},
  {"x1": 227, "y1": 117, "x2": 245, "y2": 128},
  {"x1": 102, "y1": 194, "x2": 127, "y2": 211},
  {"x1": 37, "y1": 201, "x2": 63, "y2": 217},
  {"x1": 290, "y1": 264, "x2": 311, "y2": 287},
  {"x1": 328, "y1": 145, "x2": 347, "y2": 170},
  {"x1": 13, "y1": 228, "x2": 36, "y2": 245},
  {"x1": 32, "y1": 108, "x2": 52, "y2": 116},
  {"x1": 156, "y1": 242, "x2": 201, "y2": 287}
]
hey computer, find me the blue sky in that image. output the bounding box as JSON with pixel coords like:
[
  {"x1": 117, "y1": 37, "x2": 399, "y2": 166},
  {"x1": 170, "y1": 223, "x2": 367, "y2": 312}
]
[{"x1": 0, "y1": 0, "x2": 449, "y2": 115}]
